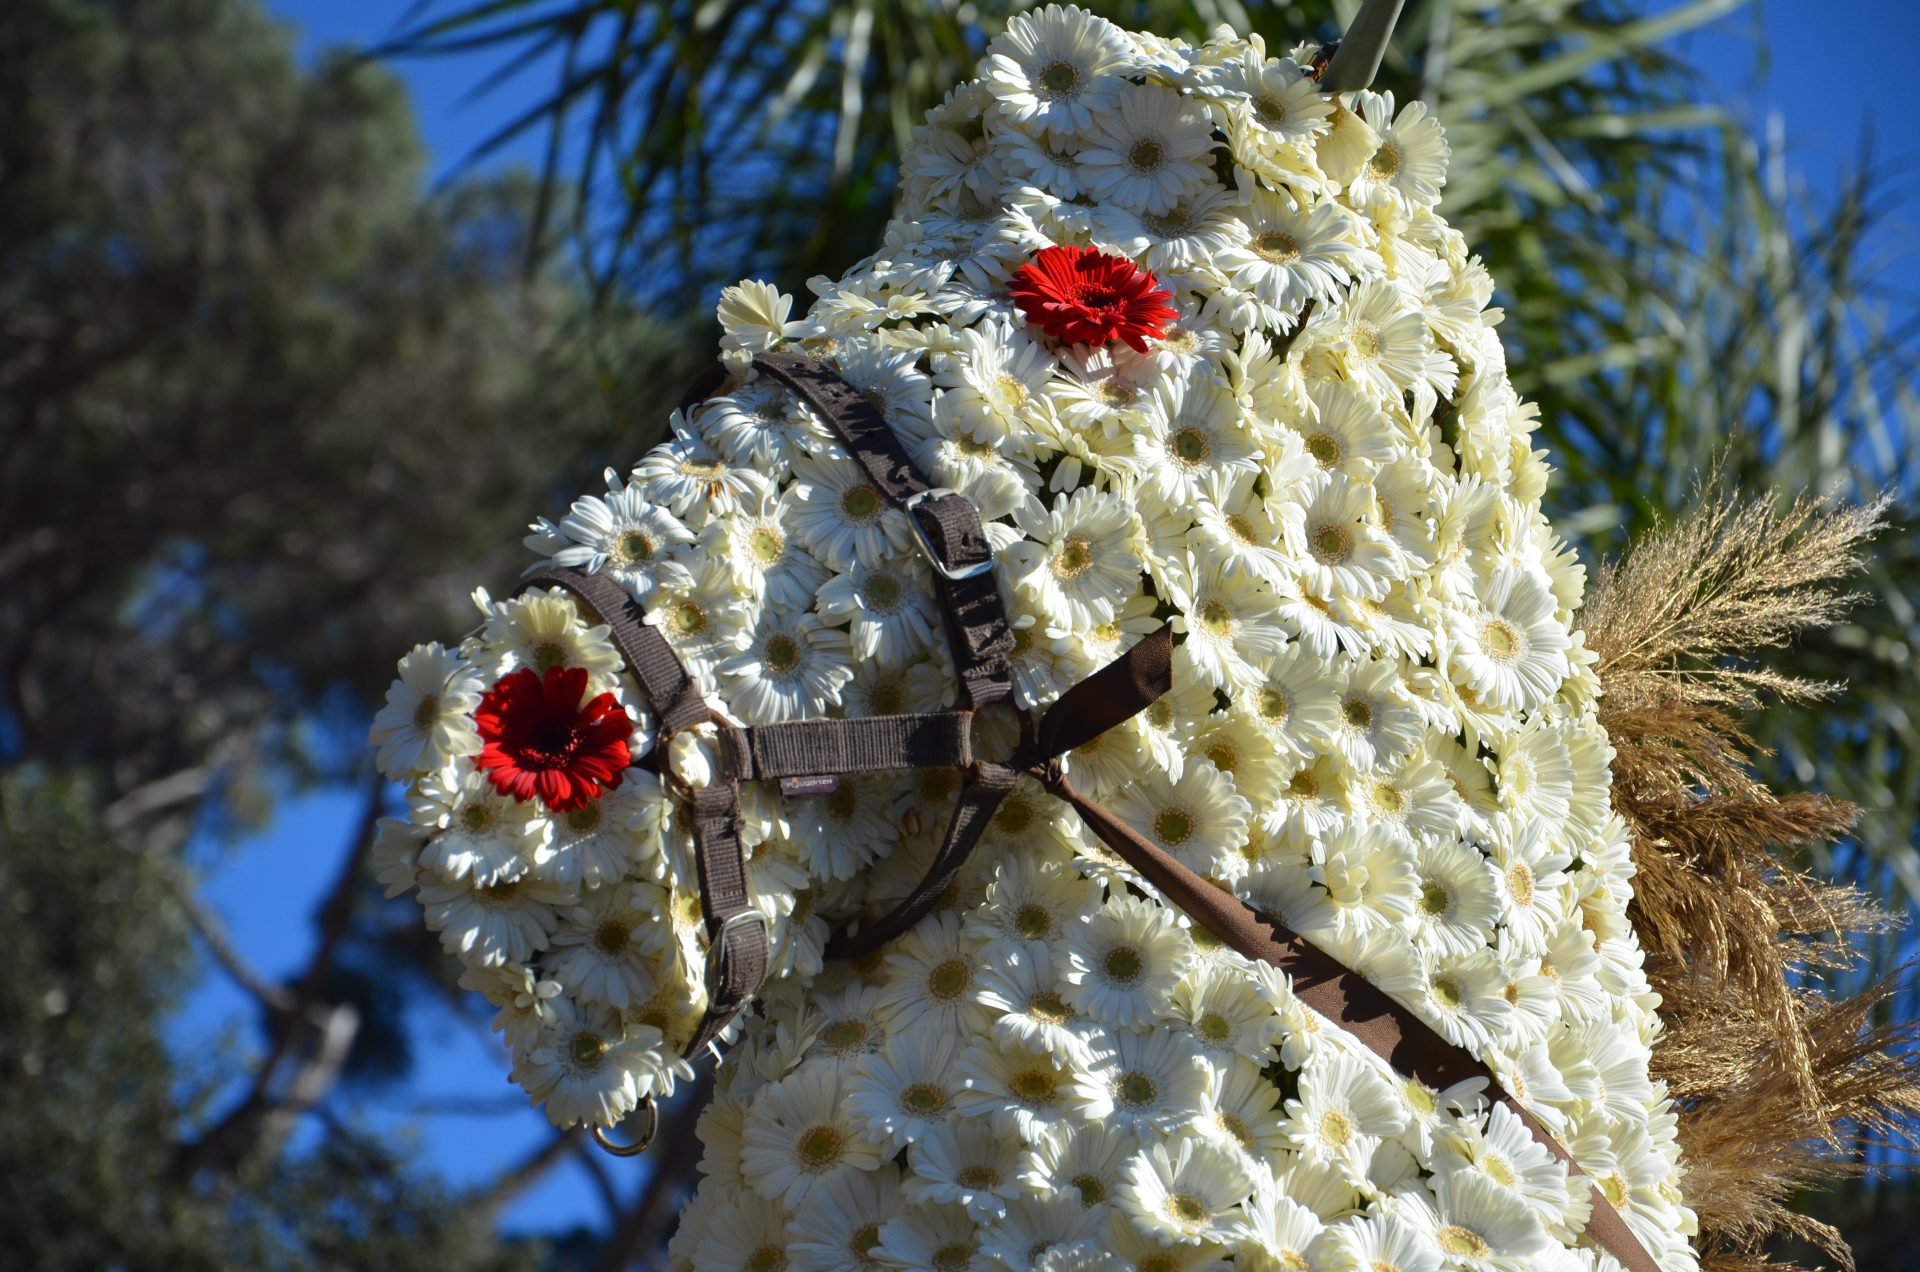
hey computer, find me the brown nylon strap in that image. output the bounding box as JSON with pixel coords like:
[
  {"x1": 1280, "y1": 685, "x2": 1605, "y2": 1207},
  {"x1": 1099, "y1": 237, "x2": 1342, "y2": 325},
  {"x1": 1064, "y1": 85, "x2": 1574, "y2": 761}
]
[
  {"x1": 722, "y1": 712, "x2": 974, "y2": 781},
  {"x1": 516, "y1": 567, "x2": 767, "y2": 1062},
  {"x1": 519, "y1": 569, "x2": 710, "y2": 736},
  {"x1": 746, "y1": 350, "x2": 1013, "y2": 711}
]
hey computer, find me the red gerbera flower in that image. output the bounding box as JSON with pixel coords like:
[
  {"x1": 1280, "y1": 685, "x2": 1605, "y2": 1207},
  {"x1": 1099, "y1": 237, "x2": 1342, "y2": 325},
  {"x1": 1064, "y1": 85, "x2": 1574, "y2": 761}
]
[
  {"x1": 1008, "y1": 244, "x2": 1177, "y2": 353},
  {"x1": 474, "y1": 666, "x2": 631, "y2": 812}
]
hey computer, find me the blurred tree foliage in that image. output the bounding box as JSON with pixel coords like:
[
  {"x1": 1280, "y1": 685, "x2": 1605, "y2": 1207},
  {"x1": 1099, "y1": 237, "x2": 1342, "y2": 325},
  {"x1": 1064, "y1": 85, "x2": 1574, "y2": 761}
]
[{"x1": 0, "y1": 0, "x2": 701, "y2": 1265}]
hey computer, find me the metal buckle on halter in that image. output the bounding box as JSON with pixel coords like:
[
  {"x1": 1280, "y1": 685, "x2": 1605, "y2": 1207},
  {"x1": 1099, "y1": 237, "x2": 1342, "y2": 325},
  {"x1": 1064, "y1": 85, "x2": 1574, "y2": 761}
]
[
  {"x1": 903, "y1": 487, "x2": 996, "y2": 581},
  {"x1": 705, "y1": 908, "x2": 770, "y2": 988}
]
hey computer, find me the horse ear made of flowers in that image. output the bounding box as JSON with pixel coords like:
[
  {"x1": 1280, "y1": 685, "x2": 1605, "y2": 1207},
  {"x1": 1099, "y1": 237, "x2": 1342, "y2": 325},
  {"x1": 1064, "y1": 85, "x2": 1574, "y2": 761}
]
[{"x1": 369, "y1": 5, "x2": 1699, "y2": 1269}]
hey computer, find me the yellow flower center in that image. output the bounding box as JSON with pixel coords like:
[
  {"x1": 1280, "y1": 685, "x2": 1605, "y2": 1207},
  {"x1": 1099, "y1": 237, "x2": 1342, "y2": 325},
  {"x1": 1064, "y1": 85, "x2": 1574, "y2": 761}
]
[
  {"x1": 1254, "y1": 230, "x2": 1300, "y2": 264},
  {"x1": 1103, "y1": 946, "x2": 1145, "y2": 984},
  {"x1": 1437, "y1": 1226, "x2": 1490, "y2": 1258},
  {"x1": 795, "y1": 1124, "x2": 845, "y2": 1171},
  {"x1": 1052, "y1": 537, "x2": 1094, "y2": 579},
  {"x1": 747, "y1": 526, "x2": 784, "y2": 565},
  {"x1": 1128, "y1": 138, "x2": 1166, "y2": 173},
  {"x1": 613, "y1": 528, "x2": 655, "y2": 565}
]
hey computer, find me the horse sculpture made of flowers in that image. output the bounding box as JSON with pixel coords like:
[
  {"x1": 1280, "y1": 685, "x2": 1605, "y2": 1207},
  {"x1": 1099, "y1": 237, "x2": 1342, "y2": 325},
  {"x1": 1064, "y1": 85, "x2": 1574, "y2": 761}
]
[{"x1": 370, "y1": 10, "x2": 1694, "y2": 1270}]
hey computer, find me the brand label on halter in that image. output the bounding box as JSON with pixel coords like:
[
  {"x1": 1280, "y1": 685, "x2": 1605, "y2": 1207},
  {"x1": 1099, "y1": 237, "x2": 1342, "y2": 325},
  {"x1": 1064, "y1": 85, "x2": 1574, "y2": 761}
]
[{"x1": 780, "y1": 774, "x2": 842, "y2": 797}]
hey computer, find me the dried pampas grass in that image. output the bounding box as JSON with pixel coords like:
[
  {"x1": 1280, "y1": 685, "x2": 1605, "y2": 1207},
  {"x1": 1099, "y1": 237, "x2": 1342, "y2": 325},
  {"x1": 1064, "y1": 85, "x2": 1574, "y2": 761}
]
[{"x1": 1584, "y1": 480, "x2": 1919, "y2": 1270}]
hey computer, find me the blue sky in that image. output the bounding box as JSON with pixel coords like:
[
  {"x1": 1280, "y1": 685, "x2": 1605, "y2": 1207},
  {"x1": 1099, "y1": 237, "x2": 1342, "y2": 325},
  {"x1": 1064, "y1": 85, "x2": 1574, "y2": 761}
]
[{"x1": 178, "y1": 0, "x2": 1920, "y2": 1240}]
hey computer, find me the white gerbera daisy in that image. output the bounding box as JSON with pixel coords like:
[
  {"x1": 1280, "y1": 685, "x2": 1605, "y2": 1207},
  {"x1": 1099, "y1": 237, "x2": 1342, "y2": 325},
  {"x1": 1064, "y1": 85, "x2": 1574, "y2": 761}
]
[
  {"x1": 965, "y1": 853, "x2": 1102, "y2": 963},
  {"x1": 369, "y1": 643, "x2": 484, "y2": 779},
  {"x1": 830, "y1": 341, "x2": 936, "y2": 432},
  {"x1": 1189, "y1": 707, "x2": 1291, "y2": 810},
  {"x1": 1299, "y1": 377, "x2": 1398, "y2": 475},
  {"x1": 1170, "y1": 554, "x2": 1290, "y2": 692},
  {"x1": 631, "y1": 432, "x2": 772, "y2": 523},
  {"x1": 1492, "y1": 716, "x2": 1577, "y2": 825},
  {"x1": 1022, "y1": 1121, "x2": 1133, "y2": 1209},
  {"x1": 1120, "y1": 1139, "x2": 1252, "y2": 1247},
  {"x1": 814, "y1": 555, "x2": 943, "y2": 667},
  {"x1": 876, "y1": 911, "x2": 991, "y2": 1034},
  {"x1": 790, "y1": 1163, "x2": 905, "y2": 1272},
  {"x1": 1447, "y1": 566, "x2": 1569, "y2": 715},
  {"x1": 1087, "y1": 182, "x2": 1247, "y2": 276},
  {"x1": 523, "y1": 470, "x2": 697, "y2": 602},
  {"x1": 1230, "y1": 1188, "x2": 1325, "y2": 1272},
  {"x1": 1191, "y1": 468, "x2": 1306, "y2": 591},
  {"x1": 695, "y1": 378, "x2": 826, "y2": 471},
  {"x1": 1433, "y1": 1102, "x2": 1571, "y2": 1225},
  {"x1": 1281, "y1": 1050, "x2": 1407, "y2": 1168},
  {"x1": 1076, "y1": 83, "x2": 1218, "y2": 215},
  {"x1": 1412, "y1": 947, "x2": 1513, "y2": 1051},
  {"x1": 1315, "y1": 94, "x2": 1382, "y2": 189},
  {"x1": 639, "y1": 555, "x2": 753, "y2": 673},
  {"x1": 410, "y1": 763, "x2": 548, "y2": 885},
  {"x1": 954, "y1": 1038, "x2": 1076, "y2": 1143},
  {"x1": 936, "y1": 319, "x2": 1056, "y2": 442},
  {"x1": 1327, "y1": 657, "x2": 1423, "y2": 772},
  {"x1": 1489, "y1": 816, "x2": 1573, "y2": 958},
  {"x1": 1427, "y1": 1169, "x2": 1554, "y2": 1266},
  {"x1": 1332, "y1": 279, "x2": 1447, "y2": 403},
  {"x1": 1107, "y1": 761, "x2": 1252, "y2": 878},
  {"x1": 1407, "y1": 835, "x2": 1503, "y2": 958},
  {"x1": 1212, "y1": 44, "x2": 1334, "y2": 152},
  {"x1": 1061, "y1": 892, "x2": 1193, "y2": 1030},
  {"x1": 1217, "y1": 190, "x2": 1369, "y2": 322},
  {"x1": 906, "y1": 1118, "x2": 1026, "y2": 1222},
  {"x1": 1302, "y1": 821, "x2": 1420, "y2": 943},
  {"x1": 527, "y1": 774, "x2": 659, "y2": 889},
  {"x1": 974, "y1": 957, "x2": 1099, "y2": 1062},
  {"x1": 1296, "y1": 472, "x2": 1400, "y2": 602},
  {"x1": 1171, "y1": 962, "x2": 1286, "y2": 1065},
  {"x1": 510, "y1": 1000, "x2": 664, "y2": 1128},
  {"x1": 1346, "y1": 94, "x2": 1451, "y2": 213},
  {"x1": 982, "y1": 4, "x2": 1132, "y2": 136},
  {"x1": 1070, "y1": 1028, "x2": 1211, "y2": 1137},
  {"x1": 1194, "y1": 1054, "x2": 1291, "y2": 1168},
  {"x1": 1260, "y1": 752, "x2": 1350, "y2": 845},
  {"x1": 788, "y1": 452, "x2": 914, "y2": 571},
  {"x1": 1350, "y1": 746, "x2": 1463, "y2": 839},
  {"x1": 715, "y1": 278, "x2": 798, "y2": 353},
  {"x1": 472, "y1": 585, "x2": 626, "y2": 688},
  {"x1": 709, "y1": 501, "x2": 831, "y2": 615},
  {"x1": 740, "y1": 1065, "x2": 885, "y2": 1207},
  {"x1": 1007, "y1": 486, "x2": 1143, "y2": 629},
  {"x1": 720, "y1": 609, "x2": 854, "y2": 724},
  {"x1": 694, "y1": 1191, "x2": 793, "y2": 1271},
  {"x1": 980, "y1": 1191, "x2": 1105, "y2": 1271},
  {"x1": 849, "y1": 1030, "x2": 963, "y2": 1152},
  {"x1": 875, "y1": 1203, "x2": 985, "y2": 1272},
  {"x1": 1132, "y1": 372, "x2": 1260, "y2": 510},
  {"x1": 787, "y1": 773, "x2": 900, "y2": 881},
  {"x1": 1314, "y1": 1208, "x2": 1441, "y2": 1272},
  {"x1": 1244, "y1": 643, "x2": 1341, "y2": 761},
  {"x1": 545, "y1": 884, "x2": 658, "y2": 1010}
]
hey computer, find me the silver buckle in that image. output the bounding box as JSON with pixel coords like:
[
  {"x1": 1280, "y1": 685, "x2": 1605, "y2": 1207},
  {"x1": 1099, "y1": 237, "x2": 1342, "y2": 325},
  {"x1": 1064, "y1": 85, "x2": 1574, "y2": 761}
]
[
  {"x1": 903, "y1": 487, "x2": 996, "y2": 581},
  {"x1": 705, "y1": 908, "x2": 770, "y2": 987}
]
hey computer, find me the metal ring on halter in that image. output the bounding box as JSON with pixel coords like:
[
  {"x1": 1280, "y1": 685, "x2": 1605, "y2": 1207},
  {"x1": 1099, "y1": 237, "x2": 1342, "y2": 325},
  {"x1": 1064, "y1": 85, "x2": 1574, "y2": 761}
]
[{"x1": 590, "y1": 1098, "x2": 658, "y2": 1157}]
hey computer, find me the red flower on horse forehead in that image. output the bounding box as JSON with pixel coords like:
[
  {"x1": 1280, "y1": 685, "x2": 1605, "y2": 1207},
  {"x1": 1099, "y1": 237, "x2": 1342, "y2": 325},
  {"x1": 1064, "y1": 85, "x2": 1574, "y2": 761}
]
[
  {"x1": 474, "y1": 665, "x2": 631, "y2": 812},
  {"x1": 1008, "y1": 244, "x2": 1177, "y2": 353}
]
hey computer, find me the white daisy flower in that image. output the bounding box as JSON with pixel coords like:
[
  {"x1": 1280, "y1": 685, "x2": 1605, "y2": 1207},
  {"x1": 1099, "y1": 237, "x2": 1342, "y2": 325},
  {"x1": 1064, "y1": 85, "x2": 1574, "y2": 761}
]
[
  {"x1": 849, "y1": 1030, "x2": 963, "y2": 1152},
  {"x1": 1447, "y1": 566, "x2": 1570, "y2": 715},
  {"x1": 1190, "y1": 467, "x2": 1306, "y2": 591},
  {"x1": 721, "y1": 608, "x2": 854, "y2": 724},
  {"x1": 1330, "y1": 278, "x2": 1448, "y2": 403},
  {"x1": 510, "y1": 999, "x2": 664, "y2": 1128},
  {"x1": 965, "y1": 853, "x2": 1102, "y2": 963},
  {"x1": 1131, "y1": 372, "x2": 1260, "y2": 511},
  {"x1": 527, "y1": 773, "x2": 659, "y2": 889},
  {"x1": 1244, "y1": 643, "x2": 1342, "y2": 761},
  {"x1": 1427, "y1": 1169, "x2": 1554, "y2": 1266},
  {"x1": 954, "y1": 1037, "x2": 1077, "y2": 1143},
  {"x1": 814, "y1": 554, "x2": 943, "y2": 667},
  {"x1": 1314, "y1": 1207, "x2": 1441, "y2": 1272},
  {"x1": 1088, "y1": 182, "x2": 1247, "y2": 276},
  {"x1": 1193, "y1": 1054, "x2": 1291, "y2": 1167},
  {"x1": 709, "y1": 501, "x2": 831, "y2": 614},
  {"x1": 1296, "y1": 472, "x2": 1401, "y2": 602},
  {"x1": 1171, "y1": 962, "x2": 1286, "y2": 1065},
  {"x1": 1303, "y1": 821, "x2": 1421, "y2": 944},
  {"x1": 1119, "y1": 1138, "x2": 1252, "y2": 1246},
  {"x1": 545, "y1": 883, "x2": 659, "y2": 1010},
  {"x1": 806, "y1": 981, "x2": 894, "y2": 1069},
  {"x1": 1022, "y1": 1120, "x2": 1133, "y2": 1209},
  {"x1": 1069, "y1": 1028, "x2": 1211, "y2": 1137},
  {"x1": 935, "y1": 318, "x2": 1056, "y2": 443},
  {"x1": 370, "y1": 643, "x2": 485, "y2": 778},
  {"x1": 639, "y1": 555, "x2": 753, "y2": 674},
  {"x1": 1350, "y1": 746, "x2": 1463, "y2": 840},
  {"x1": 875, "y1": 1203, "x2": 984, "y2": 1272},
  {"x1": 906, "y1": 1118, "x2": 1027, "y2": 1221},
  {"x1": 982, "y1": 4, "x2": 1133, "y2": 136},
  {"x1": 1101, "y1": 1211, "x2": 1233, "y2": 1271},
  {"x1": 1188, "y1": 707, "x2": 1291, "y2": 812},
  {"x1": 1007, "y1": 486, "x2": 1143, "y2": 629},
  {"x1": 1407, "y1": 835, "x2": 1503, "y2": 959},
  {"x1": 1299, "y1": 377, "x2": 1398, "y2": 474},
  {"x1": 1346, "y1": 94, "x2": 1451, "y2": 213},
  {"x1": 1328, "y1": 657, "x2": 1425, "y2": 772},
  {"x1": 1411, "y1": 947, "x2": 1513, "y2": 1051},
  {"x1": 1106, "y1": 761, "x2": 1251, "y2": 878},
  {"x1": 740, "y1": 1065, "x2": 885, "y2": 1208},
  {"x1": 974, "y1": 958, "x2": 1100, "y2": 1063},
  {"x1": 1230, "y1": 1187, "x2": 1325, "y2": 1272},
  {"x1": 1488, "y1": 815, "x2": 1574, "y2": 958},
  {"x1": 980, "y1": 1190, "x2": 1105, "y2": 1271},
  {"x1": 1491, "y1": 716, "x2": 1577, "y2": 826},
  {"x1": 694, "y1": 1191, "x2": 794, "y2": 1270},
  {"x1": 876, "y1": 911, "x2": 991, "y2": 1035},
  {"x1": 1432, "y1": 1102, "x2": 1571, "y2": 1226},
  {"x1": 631, "y1": 432, "x2": 773, "y2": 524},
  {"x1": 1076, "y1": 83, "x2": 1218, "y2": 215},
  {"x1": 409, "y1": 763, "x2": 548, "y2": 885},
  {"x1": 787, "y1": 773, "x2": 900, "y2": 881},
  {"x1": 1281, "y1": 1050, "x2": 1407, "y2": 1169},
  {"x1": 789, "y1": 1162, "x2": 905, "y2": 1272},
  {"x1": 1260, "y1": 753, "x2": 1350, "y2": 845},
  {"x1": 788, "y1": 452, "x2": 914, "y2": 571},
  {"x1": 1314, "y1": 93, "x2": 1383, "y2": 189},
  {"x1": 830, "y1": 341, "x2": 936, "y2": 433},
  {"x1": 1211, "y1": 45, "x2": 1334, "y2": 166},
  {"x1": 471, "y1": 585, "x2": 626, "y2": 688},
  {"x1": 715, "y1": 278, "x2": 798, "y2": 353},
  {"x1": 523, "y1": 470, "x2": 697, "y2": 602},
  {"x1": 1170, "y1": 553, "x2": 1290, "y2": 692},
  {"x1": 1218, "y1": 190, "x2": 1370, "y2": 323},
  {"x1": 1061, "y1": 892, "x2": 1193, "y2": 1030},
  {"x1": 695, "y1": 378, "x2": 824, "y2": 471}
]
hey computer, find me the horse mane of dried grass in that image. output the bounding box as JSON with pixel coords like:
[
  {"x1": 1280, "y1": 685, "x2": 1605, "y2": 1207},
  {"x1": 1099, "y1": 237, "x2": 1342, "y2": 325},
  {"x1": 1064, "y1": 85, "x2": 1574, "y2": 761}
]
[{"x1": 1583, "y1": 483, "x2": 1920, "y2": 1269}]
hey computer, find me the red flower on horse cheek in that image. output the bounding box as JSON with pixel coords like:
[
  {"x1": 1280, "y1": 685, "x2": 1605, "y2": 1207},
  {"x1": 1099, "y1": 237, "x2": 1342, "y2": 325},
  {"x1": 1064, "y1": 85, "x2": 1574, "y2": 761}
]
[
  {"x1": 474, "y1": 666, "x2": 631, "y2": 812},
  {"x1": 1009, "y1": 244, "x2": 1177, "y2": 352}
]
